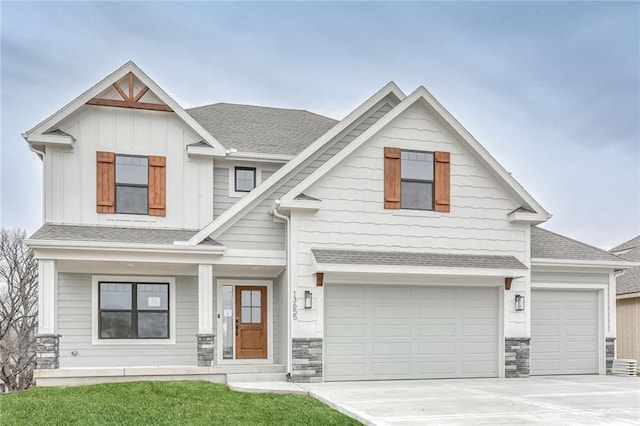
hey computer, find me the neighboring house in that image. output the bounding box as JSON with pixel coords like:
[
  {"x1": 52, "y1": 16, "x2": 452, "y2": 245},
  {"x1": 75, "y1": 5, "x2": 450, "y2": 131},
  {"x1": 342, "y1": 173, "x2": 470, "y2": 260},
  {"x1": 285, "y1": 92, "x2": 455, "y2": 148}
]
[
  {"x1": 23, "y1": 61, "x2": 635, "y2": 386},
  {"x1": 610, "y1": 236, "x2": 640, "y2": 366}
]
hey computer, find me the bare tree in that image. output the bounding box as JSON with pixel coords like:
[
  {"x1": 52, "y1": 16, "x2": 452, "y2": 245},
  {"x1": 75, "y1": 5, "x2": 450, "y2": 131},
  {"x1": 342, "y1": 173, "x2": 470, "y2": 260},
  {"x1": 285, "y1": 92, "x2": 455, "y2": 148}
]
[{"x1": 0, "y1": 229, "x2": 38, "y2": 391}]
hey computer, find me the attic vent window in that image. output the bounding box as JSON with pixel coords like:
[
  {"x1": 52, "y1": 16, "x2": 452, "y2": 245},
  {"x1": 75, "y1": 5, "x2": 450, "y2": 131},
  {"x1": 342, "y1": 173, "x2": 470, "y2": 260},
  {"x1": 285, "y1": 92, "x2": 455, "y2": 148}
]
[{"x1": 235, "y1": 167, "x2": 256, "y2": 192}]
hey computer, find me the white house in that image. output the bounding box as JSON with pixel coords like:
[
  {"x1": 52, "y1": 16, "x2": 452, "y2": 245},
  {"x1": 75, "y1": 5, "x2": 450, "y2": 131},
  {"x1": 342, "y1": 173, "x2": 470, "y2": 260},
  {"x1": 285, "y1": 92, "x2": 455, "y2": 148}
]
[{"x1": 23, "y1": 61, "x2": 635, "y2": 386}]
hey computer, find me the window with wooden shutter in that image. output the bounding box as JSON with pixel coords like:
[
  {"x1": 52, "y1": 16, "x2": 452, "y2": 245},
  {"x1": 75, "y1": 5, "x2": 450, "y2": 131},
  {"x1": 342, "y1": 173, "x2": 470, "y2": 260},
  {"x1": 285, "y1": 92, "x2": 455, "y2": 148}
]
[
  {"x1": 96, "y1": 151, "x2": 115, "y2": 213},
  {"x1": 384, "y1": 147, "x2": 401, "y2": 209},
  {"x1": 384, "y1": 148, "x2": 451, "y2": 212},
  {"x1": 148, "y1": 156, "x2": 166, "y2": 217},
  {"x1": 434, "y1": 151, "x2": 450, "y2": 212}
]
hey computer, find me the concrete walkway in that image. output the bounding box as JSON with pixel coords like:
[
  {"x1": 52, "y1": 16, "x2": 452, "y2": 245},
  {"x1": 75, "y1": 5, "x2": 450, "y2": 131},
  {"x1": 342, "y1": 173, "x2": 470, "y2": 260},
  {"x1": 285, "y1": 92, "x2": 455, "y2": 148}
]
[{"x1": 301, "y1": 375, "x2": 640, "y2": 425}]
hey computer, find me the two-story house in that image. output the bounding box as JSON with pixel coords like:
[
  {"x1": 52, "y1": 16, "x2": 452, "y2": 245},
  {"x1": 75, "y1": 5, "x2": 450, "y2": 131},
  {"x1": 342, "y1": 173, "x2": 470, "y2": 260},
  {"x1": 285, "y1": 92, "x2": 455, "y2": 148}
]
[{"x1": 24, "y1": 61, "x2": 634, "y2": 386}]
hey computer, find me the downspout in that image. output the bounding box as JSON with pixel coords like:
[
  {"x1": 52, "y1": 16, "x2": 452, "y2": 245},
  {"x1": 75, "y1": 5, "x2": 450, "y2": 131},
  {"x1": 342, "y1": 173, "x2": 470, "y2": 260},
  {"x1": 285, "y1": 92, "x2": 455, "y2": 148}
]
[{"x1": 272, "y1": 200, "x2": 292, "y2": 378}]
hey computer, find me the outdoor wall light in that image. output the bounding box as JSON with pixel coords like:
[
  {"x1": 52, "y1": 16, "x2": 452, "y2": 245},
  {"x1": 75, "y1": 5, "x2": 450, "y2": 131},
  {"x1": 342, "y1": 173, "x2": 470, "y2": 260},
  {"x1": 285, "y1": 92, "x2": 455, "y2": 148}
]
[
  {"x1": 304, "y1": 290, "x2": 312, "y2": 309},
  {"x1": 515, "y1": 294, "x2": 525, "y2": 312}
]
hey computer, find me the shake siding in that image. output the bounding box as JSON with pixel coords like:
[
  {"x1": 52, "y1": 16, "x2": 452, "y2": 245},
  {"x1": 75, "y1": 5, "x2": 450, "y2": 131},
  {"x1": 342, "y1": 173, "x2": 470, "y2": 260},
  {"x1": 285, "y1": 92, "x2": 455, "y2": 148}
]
[
  {"x1": 297, "y1": 102, "x2": 524, "y2": 259},
  {"x1": 215, "y1": 102, "x2": 394, "y2": 250},
  {"x1": 57, "y1": 273, "x2": 198, "y2": 367}
]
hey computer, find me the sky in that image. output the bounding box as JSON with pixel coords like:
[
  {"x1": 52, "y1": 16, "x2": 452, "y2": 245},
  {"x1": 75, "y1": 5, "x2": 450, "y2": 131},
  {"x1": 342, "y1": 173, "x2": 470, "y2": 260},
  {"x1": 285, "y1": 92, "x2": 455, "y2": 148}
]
[{"x1": 1, "y1": 1, "x2": 638, "y2": 250}]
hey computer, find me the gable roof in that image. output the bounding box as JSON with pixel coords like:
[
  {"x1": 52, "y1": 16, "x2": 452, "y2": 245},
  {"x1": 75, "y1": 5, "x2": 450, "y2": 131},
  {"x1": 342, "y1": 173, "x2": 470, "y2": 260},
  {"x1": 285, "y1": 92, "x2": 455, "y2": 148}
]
[
  {"x1": 183, "y1": 82, "x2": 406, "y2": 245},
  {"x1": 23, "y1": 61, "x2": 226, "y2": 156},
  {"x1": 531, "y1": 226, "x2": 631, "y2": 265},
  {"x1": 187, "y1": 103, "x2": 337, "y2": 156},
  {"x1": 609, "y1": 235, "x2": 640, "y2": 295},
  {"x1": 278, "y1": 86, "x2": 550, "y2": 223}
]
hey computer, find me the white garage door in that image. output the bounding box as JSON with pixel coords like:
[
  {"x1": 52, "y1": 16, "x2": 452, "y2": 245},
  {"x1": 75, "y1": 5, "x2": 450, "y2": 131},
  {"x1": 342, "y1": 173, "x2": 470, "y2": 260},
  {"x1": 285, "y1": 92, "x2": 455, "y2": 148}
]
[
  {"x1": 324, "y1": 284, "x2": 499, "y2": 381},
  {"x1": 531, "y1": 290, "x2": 600, "y2": 375}
]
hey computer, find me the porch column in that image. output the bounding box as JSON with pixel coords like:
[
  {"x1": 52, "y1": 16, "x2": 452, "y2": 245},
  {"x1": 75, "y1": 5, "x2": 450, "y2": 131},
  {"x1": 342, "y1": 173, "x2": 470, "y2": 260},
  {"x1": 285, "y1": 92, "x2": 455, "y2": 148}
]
[
  {"x1": 197, "y1": 264, "x2": 215, "y2": 366},
  {"x1": 36, "y1": 259, "x2": 59, "y2": 369}
]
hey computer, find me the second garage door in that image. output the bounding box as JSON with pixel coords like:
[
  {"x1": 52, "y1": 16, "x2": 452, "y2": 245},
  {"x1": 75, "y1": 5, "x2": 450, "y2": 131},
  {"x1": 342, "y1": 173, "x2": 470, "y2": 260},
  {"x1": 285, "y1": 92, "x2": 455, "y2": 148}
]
[
  {"x1": 531, "y1": 290, "x2": 600, "y2": 375},
  {"x1": 324, "y1": 284, "x2": 499, "y2": 381}
]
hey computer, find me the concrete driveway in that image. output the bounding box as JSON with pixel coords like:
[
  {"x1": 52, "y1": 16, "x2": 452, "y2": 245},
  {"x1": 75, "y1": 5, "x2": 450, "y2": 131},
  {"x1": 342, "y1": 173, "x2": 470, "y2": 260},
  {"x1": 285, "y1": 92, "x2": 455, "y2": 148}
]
[{"x1": 302, "y1": 376, "x2": 640, "y2": 425}]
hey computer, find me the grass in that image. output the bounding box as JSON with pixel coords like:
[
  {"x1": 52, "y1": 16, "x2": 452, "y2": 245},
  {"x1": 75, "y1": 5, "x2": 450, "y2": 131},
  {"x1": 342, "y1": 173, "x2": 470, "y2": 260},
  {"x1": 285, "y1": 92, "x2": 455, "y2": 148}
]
[{"x1": 0, "y1": 381, "x2": 361, "y2": 426}]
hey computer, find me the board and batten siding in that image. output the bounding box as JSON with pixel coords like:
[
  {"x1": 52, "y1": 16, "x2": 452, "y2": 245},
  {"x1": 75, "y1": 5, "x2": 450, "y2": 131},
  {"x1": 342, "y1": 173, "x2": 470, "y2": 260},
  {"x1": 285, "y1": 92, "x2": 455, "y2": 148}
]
[
  {"x1": 45, "y1": 105, "x2": 213, "y2": 229},
  {"x1": 292, "y1": 101, "x2": 529, "y2": 338},
  {"x1": 214, "y1": 102, "x2": 394, "y2": 250},
  {"x1": 57, "y1": 273, "x2": 198, "y2": 367},
  {"x1": 617, "y1": 296, "x2": 640, "y2": 366}
]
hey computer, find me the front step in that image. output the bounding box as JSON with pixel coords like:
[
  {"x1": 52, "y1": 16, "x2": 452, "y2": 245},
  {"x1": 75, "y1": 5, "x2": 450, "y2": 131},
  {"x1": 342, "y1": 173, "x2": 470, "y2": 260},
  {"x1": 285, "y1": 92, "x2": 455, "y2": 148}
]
[{"x1": 226, "y1": 372, "x2": 288, "y2": 383}]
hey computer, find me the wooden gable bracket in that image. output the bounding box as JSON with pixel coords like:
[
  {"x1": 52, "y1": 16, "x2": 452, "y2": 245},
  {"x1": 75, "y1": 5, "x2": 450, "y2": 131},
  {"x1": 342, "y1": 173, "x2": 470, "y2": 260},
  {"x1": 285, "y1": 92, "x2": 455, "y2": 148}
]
[
  {"x1": 504, "y1": 277, "x2": 514, "y2": 290},
  {"x1": 316, "y1": 272, "x2": 324, "y2": 287},
  {"x1": 86, "y1": 72, "x2": 173, "y2": 112}
]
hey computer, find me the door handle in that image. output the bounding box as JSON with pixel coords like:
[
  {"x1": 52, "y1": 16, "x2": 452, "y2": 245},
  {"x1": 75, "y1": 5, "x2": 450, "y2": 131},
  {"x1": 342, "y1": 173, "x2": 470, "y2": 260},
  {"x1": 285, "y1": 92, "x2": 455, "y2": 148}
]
[{"x1": 235, "y1": 317, "x2": 239, "y2": 336}]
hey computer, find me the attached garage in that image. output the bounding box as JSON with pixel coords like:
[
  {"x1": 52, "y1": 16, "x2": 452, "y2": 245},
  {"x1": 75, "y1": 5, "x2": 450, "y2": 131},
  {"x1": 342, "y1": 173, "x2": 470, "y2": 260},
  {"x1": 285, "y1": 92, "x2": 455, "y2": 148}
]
[
  {"x1": 531, "y1": 289, "x2": 600, "y2": 375},
  {"x1": 324, "y1": 284, "x2": 499, "y2": 382}
]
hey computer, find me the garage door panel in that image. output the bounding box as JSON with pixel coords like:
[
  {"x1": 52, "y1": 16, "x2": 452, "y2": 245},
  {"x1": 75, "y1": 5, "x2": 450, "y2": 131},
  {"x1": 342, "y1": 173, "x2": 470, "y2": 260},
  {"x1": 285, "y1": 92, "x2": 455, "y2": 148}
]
[
  {"x1": 325, "y1": 342, "x2": 366, "y2": 355},
  {"x1": 531, "y1": 290, "x2": 599, "y2": 375},
  {"x1": 326, "y1": 305, "x2": 366, "y2": 319},
  {"x1": 325, "y1": 284, "x2": 499, "y2": 381}
]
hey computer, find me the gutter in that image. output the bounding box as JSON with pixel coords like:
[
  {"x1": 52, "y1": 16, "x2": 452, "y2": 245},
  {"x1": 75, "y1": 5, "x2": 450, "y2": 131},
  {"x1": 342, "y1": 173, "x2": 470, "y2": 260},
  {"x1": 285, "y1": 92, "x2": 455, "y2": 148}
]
[
  {"x1": 271, "y1": 200, "x2": 292, "y2": 379},
  {"x1": 531, "y1": 258, "x2": 639, "y2": 269},
  {"x1": 25, "y1": 239, "x2": 226, "y2": 255}
]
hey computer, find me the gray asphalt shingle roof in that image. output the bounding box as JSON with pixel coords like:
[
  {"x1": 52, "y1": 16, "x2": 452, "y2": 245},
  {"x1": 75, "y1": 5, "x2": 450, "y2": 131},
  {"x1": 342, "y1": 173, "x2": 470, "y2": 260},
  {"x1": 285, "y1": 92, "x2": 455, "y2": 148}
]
[
  {"x1": 187, "y1": 103, "x2": 337, "y2": 156},
  {"x1": 312, "y1": 249, "x2": 527, "y2": 270},
  {"x1": 610, "y1": 235, "x2": 640, "y2": 295},
  {"x1": 530, "y1": 226, "x2": 624, "y2": 263},
  {"x1": 29, "y1": 224, "x2": 220, "y2": 246}
]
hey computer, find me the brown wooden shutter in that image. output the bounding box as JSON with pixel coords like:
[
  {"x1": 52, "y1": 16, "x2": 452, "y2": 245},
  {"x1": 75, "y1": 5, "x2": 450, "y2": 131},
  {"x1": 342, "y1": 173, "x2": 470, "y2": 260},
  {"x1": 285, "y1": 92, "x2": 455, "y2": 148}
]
[
  {"x1": 434, "y1": 151, "x2": 450, "y2": 212},
  {"x1": 148, "y1": 155, "x2": 166, "y2": 216},
  {"x1": 96, "y1": 151, "x2": 115, "y2": 214},
  {"x1": 384, "y1": 147, "x2": 401, "y2": 209}
]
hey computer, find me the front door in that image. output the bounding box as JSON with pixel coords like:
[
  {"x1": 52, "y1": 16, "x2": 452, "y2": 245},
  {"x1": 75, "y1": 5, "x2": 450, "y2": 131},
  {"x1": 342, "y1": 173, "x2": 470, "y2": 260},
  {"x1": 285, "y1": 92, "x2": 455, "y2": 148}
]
[{"x1": 235, "y1": 286, "x2": 267, "y2": 359}]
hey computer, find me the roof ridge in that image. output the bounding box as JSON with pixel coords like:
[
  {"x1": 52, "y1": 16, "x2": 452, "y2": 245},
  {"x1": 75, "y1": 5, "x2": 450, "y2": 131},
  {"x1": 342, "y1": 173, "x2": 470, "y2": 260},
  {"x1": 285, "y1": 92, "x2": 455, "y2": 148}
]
[
  {"x1": 186, "y1": 102, "x2": 337, "y2": 121},
  {"x1": 534, "y1": 226, "x2": 626, "y2": 261}
]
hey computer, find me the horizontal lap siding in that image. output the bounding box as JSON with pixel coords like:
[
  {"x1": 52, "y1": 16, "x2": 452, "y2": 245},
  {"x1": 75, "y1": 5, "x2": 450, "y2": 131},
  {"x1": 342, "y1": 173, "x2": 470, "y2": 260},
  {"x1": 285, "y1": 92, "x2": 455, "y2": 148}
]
[
  {"x1": 58, "y1": 273, "x2": 198, "y2": 367},
  {"x1": 299, "y1": 102, "x2": 525, "y2": 258},
  {"x1": 215, "y1": 102, "x2": 394, "y2": 251}
]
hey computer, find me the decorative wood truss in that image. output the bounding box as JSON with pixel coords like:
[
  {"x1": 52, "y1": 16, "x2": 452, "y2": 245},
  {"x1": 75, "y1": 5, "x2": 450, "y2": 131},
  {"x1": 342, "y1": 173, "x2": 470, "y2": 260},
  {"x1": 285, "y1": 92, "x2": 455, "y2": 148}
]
[{"x1": 86, "y1": 72, "x2": 173, "y2": 112}]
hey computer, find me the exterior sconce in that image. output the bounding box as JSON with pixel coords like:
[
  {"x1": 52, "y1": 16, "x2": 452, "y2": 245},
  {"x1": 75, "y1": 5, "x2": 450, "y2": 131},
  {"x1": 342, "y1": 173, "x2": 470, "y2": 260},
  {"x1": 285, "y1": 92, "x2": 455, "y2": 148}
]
[
  {"x1": 515, "y1": 294, "x2": 525, "y2": 312},
  {"x1": 304, "y1": 291, "x2": 312, "y2": 309}
]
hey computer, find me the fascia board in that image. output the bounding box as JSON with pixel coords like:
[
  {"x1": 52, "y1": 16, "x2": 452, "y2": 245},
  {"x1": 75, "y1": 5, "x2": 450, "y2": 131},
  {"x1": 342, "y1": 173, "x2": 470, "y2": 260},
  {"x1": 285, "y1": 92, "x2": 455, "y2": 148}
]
[
  {"x1": 281, "y1": 85, "x2": 550, "y2": 221},
  {"x1": 187, "y1": 145, "x2": 218, "y2": 157},
  {"x1": 25, "y1": 133, "x2": 75, "y2": 148},
  {"x1": 531, "y1": 258, "x2": 639, "y2": 269},
  {"x1": 508, "y1": 210, "x2": 549, "y2": 224},
  {"x1": 316, "y1": 262, "x2": 527, "y2": 278},
  {"x1": 226, "y1": 151, "x2": 295, "y2": 164},
  {"x1": 184, "y1": 81, "x2": 407, "y2": 245},
  {"x1": 25, "y1": 61, "x2": 226, "y2": 156}
]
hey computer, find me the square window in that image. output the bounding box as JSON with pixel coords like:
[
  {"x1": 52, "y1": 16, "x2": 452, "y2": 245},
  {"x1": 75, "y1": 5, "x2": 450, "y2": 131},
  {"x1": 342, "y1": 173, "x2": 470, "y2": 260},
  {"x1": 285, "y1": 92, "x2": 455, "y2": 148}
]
[
  {"x1": 235, "y1": 167, "x2": 256, "y2": 192},
  {"x1": 401, "y1": 150, "x2": 434, "y2": 211},
  {"x1": 98, "y1": 282, "x2": 170, "y2": 340}
]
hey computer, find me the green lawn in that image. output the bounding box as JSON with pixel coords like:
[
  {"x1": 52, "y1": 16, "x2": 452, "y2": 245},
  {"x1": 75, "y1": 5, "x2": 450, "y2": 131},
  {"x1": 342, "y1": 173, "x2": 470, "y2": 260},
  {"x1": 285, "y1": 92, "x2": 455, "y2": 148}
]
[{"x1": 0, "y1": 381, "x2": 360, "y2": 425}]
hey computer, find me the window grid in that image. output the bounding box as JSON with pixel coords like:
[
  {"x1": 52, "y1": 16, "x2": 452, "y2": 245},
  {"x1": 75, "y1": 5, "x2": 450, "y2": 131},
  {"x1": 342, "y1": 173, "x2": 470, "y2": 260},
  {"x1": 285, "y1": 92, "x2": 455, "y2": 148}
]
[{"x1": 98, "y1": 282, "x2": 169, "y2": 339}]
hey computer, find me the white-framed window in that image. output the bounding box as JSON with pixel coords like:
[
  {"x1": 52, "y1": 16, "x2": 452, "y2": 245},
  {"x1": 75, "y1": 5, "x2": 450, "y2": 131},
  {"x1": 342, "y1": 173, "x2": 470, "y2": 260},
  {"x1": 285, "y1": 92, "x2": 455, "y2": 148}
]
[
  {"x1": 115, "y1": 155, "x2": 149, "y2": 215},
  {"x1": 92, "y1": 275, "x2": 176, "y2": 345}
]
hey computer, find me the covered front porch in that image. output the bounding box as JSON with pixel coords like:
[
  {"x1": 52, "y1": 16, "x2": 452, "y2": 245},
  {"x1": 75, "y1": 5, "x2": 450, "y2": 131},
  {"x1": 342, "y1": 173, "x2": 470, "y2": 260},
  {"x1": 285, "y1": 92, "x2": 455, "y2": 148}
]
[{"x1": 27, "y1": 227, "x2": 289, "y2": 385}]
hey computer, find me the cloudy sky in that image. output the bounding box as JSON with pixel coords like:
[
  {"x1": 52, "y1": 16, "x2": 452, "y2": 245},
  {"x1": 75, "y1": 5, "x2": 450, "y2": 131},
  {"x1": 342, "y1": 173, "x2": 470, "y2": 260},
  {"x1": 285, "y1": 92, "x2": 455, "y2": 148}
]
[{"x1": 1, "y1": 2, "x2": 638, "y2": 249}]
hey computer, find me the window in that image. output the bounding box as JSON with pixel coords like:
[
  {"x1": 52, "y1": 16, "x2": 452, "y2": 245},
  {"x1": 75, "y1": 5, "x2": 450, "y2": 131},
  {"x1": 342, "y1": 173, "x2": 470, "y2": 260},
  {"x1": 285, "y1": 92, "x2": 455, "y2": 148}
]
[
  {"x1": 384, "y1": 147, "x2": 450, "y2": 212},
  {"x1": 235, "y1": 167, "x2": 256, "y2": 192},
  {"x1": 115, "y1": 155, "x2": 148, "y2": 214},
  {"x1": 99, "y1": 282, "x2": 169, "y2": 339},
  {"x1": 401, "y1": 150, "x2": 434, "y2": 210},
  {"x1": 96, "y1": 152, "x2": 166, "y2": 216}
]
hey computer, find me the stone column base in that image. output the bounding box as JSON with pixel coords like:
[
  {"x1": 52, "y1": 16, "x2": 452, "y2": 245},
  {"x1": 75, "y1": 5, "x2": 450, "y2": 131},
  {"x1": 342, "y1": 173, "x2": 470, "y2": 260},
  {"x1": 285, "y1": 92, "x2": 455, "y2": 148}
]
[
  {"x1": 292, "y1": 338, "x2": 323, "y2": 383},
  {"x1": 36, "y1": 334, "x2": 60, "y2": 370},
  {"x1": 197, "y1": 334, "x2": 216, "y2": 367},
  {"x1": 505, "y1": 337, "x2": 530, "y2": 378},
  {"x1": 606, "y1": 337, "x2": 615, "y2": 375}
]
